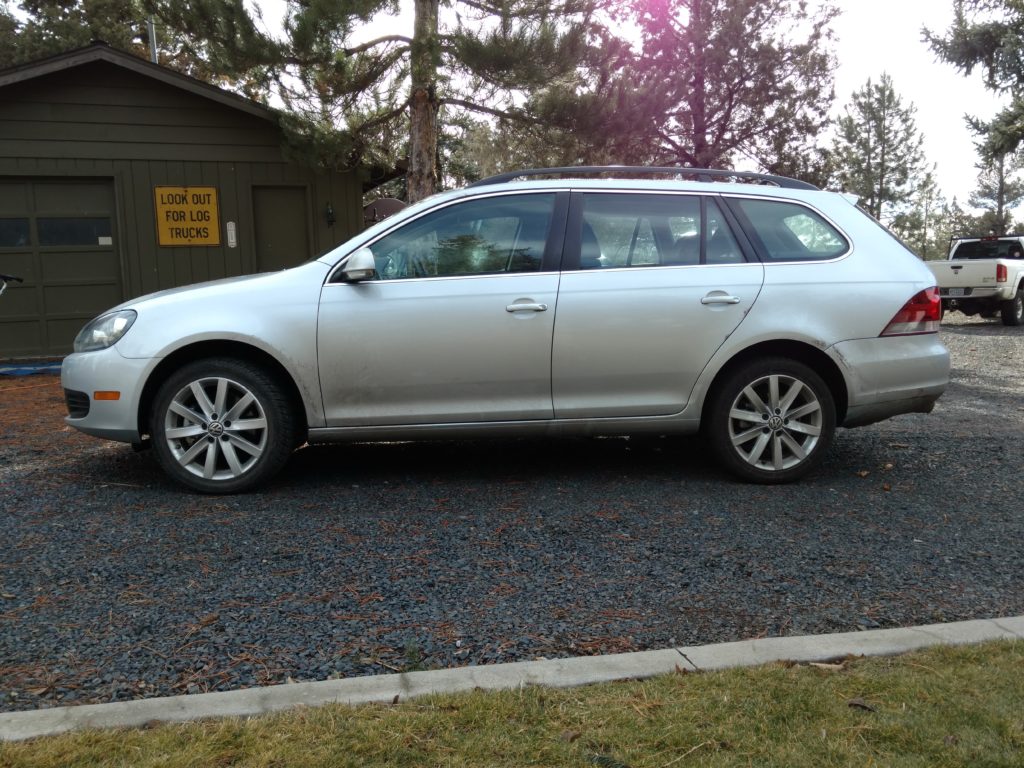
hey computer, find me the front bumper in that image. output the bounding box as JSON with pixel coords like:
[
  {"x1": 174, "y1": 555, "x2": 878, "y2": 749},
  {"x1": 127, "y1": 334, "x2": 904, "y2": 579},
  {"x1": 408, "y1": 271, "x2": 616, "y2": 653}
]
[
  {"x1": 829, "y1": 335, "x2": 950, "y2": 428},
  {"x1": 61, "y1": 348, "x2": 156, "y2": 443}
]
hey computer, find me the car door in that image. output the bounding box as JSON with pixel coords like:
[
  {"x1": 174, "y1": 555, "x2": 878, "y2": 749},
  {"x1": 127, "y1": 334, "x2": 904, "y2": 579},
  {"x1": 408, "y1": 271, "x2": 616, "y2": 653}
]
[
  {"x1": 317, "y1": 191, "x2": 566, "y2": 426},
  {"x1": 551, "y1": 191, "x2": 764, "y2": 418}
]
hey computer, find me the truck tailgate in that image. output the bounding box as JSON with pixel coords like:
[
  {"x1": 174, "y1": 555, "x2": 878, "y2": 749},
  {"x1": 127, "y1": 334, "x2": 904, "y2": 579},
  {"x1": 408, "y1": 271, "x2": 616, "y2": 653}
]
[{"x1": 927, "y1": 261, "x2": 998, "y2": 294}]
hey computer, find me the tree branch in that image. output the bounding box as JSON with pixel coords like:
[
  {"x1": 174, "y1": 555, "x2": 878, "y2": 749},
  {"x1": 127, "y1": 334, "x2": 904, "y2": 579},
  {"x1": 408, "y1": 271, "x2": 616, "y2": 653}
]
[
  {"x1": 280, "y1": 36, "x2": 411, "y2": 67},
  {"x1": 354, "y1": 99, "x2": 412, "y2": 133},
  {"x1": 342, "y1": 35, "x2": 413, "y2": 56},
  {"x1": 455, "y1": 0, "x2": 493, "y2": 14},
  {"x1": 441, "y1": 97, "x2": 536, "y2": 123}
]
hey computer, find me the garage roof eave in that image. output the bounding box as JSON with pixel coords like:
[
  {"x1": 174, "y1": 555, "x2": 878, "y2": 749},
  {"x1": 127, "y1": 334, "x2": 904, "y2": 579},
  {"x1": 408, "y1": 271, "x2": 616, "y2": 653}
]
[{"x1": 0, "y1": 42, "x2": 279, "y2": 123}]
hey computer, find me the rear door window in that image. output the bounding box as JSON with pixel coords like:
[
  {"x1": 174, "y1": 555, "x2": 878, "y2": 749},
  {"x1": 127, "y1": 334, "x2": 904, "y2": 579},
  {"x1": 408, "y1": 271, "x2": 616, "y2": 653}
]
[{"x1": 575, "y1": 193, "x2": 747, "y2": 269}]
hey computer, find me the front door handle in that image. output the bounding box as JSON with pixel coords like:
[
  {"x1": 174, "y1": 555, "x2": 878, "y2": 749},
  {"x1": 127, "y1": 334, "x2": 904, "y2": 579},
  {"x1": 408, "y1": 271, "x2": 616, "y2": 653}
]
[
  {"x1": 701, "y1": 293, "x2": 741, "y2": 305},
  {"x1": 506, "y1": 302, "x2": 548, "y2": 313}
]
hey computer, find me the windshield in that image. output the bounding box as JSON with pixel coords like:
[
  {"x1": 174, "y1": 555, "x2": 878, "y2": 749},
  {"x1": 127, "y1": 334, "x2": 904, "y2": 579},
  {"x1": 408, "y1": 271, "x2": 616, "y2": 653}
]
[{"x1": 308, "y1": 189, "x2": 459, "y2": 264}]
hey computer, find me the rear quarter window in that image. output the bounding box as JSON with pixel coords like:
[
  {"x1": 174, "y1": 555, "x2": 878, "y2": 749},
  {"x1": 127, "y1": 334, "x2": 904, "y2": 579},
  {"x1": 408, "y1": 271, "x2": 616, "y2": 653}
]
[{"x1": 731, "y1": 198, "x2": 849, "y2": 262}]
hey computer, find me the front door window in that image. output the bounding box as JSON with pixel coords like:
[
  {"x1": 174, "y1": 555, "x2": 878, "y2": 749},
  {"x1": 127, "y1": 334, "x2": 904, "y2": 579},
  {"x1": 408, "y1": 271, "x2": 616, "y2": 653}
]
[{"x1": 363, "y1": 193, "x2": 554, "y2": 280}]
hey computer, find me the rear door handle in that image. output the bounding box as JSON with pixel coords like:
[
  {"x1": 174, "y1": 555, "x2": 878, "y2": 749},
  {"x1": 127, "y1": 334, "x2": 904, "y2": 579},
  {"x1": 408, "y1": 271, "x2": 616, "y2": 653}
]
[
  {"x1": 506, "y1": 302, "x2": 548, "y2": 313},
  {"x1": 701, "y1": 293, "x2": 741, "y2": 305}
]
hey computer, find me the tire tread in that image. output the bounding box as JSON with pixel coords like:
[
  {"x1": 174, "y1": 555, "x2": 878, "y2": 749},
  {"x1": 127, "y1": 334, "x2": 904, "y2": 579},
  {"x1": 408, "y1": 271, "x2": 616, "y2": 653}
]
[
  {"x1": 149, "y1": 358, "x2": 297, "y2": 493},
  {"x1": 707, "y1": 356, "x2": 836, "y2": 484}
]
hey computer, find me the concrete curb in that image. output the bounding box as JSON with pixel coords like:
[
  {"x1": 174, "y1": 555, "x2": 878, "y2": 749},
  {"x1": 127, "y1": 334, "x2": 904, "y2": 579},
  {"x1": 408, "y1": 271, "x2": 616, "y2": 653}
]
[{"x1": 3, "y1": 615, "x2": 1022, "y2": 742}]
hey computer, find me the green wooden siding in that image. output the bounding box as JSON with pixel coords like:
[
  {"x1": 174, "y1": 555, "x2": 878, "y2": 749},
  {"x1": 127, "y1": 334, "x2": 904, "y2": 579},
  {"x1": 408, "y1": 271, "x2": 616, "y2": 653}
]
[
  {"x1": 0, "y1": 63, "x2": 286, "y2": 162},
  {"x1": 0, "y1": 178, "x2": 123, "y2": 356},
  {"x1": 0, "y1": 57, "x2": 364, "y2": 352}
]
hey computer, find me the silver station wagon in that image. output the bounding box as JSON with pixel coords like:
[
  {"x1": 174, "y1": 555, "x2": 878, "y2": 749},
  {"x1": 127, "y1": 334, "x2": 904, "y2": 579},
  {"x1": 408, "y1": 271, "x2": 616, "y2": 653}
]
[{"x1": 62, "y1": 167, "x2": 950, "y2": 492}]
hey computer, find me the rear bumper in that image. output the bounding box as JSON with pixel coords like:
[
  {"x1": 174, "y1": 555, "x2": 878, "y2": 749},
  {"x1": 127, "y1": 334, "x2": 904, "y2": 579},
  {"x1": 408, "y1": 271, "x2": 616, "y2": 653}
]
[
  {"x1": 829, "y1": 335, "x2": 949, "y2": 428},
  {"x1": 843, "y1": 394, "x2": 939, "y2": 428},
  {"x1": 939, "y1": 287, "x2": 1013, "y2": 301}
]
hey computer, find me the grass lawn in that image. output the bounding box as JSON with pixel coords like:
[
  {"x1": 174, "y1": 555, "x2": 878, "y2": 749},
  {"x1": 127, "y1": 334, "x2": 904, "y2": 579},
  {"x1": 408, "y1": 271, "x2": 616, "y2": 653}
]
[{"x1": 2, "y1": 640, "x2": 1022, "y2": 767}]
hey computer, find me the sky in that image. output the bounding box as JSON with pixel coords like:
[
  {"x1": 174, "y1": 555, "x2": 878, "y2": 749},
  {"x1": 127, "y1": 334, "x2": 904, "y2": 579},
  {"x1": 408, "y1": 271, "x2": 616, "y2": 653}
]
[
  {"x1": 829, "y1": 0, "x2": 1006, "y2": 205},
  {"x1": 252, "y1": 0, "x2": 1005, "y2": 206}
]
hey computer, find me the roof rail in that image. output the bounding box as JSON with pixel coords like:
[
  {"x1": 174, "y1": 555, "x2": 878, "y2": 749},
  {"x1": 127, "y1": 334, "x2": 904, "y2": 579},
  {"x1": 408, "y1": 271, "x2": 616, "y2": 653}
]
[{"x1": 467, "y1": 166, "x2": 819, "y2": 191}]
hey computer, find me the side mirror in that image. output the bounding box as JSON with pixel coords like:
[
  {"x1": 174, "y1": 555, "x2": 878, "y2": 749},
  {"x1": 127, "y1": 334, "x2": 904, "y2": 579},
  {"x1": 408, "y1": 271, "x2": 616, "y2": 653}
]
[{"x1": 338, "y1": 247, "x2": 378, "y2": 282}]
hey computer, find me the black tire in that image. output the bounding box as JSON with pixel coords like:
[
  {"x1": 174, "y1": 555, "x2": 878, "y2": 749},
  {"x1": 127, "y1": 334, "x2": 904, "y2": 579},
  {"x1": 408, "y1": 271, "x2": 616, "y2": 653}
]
[
  {"x1": 1000, "y1": 289, "x2": 1024, "y2": 326},
  {"x1": 707, "y1": 357, "x2": 836, "y2": 484},
  {"x1": 150, "y1": 358, "x2": 297, "y2": 493}
]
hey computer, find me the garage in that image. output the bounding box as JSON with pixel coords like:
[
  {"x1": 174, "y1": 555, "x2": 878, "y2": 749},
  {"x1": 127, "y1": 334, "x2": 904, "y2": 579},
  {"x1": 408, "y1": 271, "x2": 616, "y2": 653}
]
[
  {"x1": 0, "y1": 43, "x2": 366, "y2": 359},
  {"x1": 0, "y1": 179, "x2": 121, "y2": 356}
]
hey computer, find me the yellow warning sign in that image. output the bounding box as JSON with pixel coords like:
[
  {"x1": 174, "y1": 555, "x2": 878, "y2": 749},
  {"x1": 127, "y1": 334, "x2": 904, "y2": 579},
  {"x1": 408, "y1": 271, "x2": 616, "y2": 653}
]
[{"x1": 154, "y1": 186, "x2": 221, "y2": 246}]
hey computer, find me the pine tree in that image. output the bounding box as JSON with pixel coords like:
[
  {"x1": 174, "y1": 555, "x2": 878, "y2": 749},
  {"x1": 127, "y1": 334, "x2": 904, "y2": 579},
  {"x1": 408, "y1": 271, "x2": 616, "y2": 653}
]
[
  {"x1": 1, "y1": 0, "x2": 220, "y2": 78},
  {"x1": 832, "y1": 74, "x2": 933, "y2": 223},
  {"x1": 624, "y1": 0, "x2": 838, "y2": 173},
  {"x1": 927, "y1": 0, "x2": 1024, "y2": 158},
  {"x1": 925, "y1": 198, "x2": 982, "y2": 258},
  {"x1": 890, "y1": 176, "x2": 940, "y2": 259},
  {"x1": 0, "y1": 4, "x2": 21, "y2": 68},
  {"x1": 968, "y1": 152, "x2": 1024, "y2": 234},
  {"x1": 2, "y1": 0, "x2": 150, "y2": 64},
  {"x1": 148, "y1": 0, "x2": 599, "y2": 202}
]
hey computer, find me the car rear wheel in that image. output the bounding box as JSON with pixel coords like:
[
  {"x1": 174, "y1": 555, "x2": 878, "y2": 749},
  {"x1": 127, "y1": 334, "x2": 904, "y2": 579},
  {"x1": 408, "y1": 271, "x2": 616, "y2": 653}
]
[
  {"x1": 1000, "y1": 289, "x2": 1024, "y2": 326},
  {"x1": 150, "y1": 359, "x2": 297, "y2": 493},
  {"x1": 708, "y1": 357, "x2": 835, "y2": 483}
]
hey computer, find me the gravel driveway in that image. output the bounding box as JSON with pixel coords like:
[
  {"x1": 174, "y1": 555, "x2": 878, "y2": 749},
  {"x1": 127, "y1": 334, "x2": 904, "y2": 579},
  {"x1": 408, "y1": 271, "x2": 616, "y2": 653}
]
[{"x1": 2, "y1": 316, "x2": 1022, "y2": 711}]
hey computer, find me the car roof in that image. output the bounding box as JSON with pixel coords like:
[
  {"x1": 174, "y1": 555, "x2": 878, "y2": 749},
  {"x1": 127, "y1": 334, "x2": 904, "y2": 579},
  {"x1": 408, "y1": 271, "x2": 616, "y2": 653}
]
[
  {"x1": 468, "y1": 166, "x2": 817, "y2": 189},
  {"x1": 433, "y1": 176, "x2": 837, "y2": 206}
]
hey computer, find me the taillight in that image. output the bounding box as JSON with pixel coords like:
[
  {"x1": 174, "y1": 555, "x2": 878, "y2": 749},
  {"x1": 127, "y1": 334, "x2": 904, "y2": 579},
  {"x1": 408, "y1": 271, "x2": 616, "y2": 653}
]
[
  {"x1": 998, "y1": 263, "x2": 1008, "y2": 282},
  {"x1": 880, "y1": 287, "x2": 941, "y2": 336}
]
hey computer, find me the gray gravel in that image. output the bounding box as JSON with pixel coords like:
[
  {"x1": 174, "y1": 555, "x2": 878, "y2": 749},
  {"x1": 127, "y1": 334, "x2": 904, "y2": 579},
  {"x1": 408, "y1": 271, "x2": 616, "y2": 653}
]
[{"x1": 2, "y1": 315, "x2": 1023, "y2": 711}]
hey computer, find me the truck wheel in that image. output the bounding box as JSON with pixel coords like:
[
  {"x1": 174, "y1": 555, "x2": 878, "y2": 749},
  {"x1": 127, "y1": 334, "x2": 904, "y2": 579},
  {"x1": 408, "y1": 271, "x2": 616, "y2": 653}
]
[{"x1": 1001, "y1": 289, "x2": 1024, "y2": 326}]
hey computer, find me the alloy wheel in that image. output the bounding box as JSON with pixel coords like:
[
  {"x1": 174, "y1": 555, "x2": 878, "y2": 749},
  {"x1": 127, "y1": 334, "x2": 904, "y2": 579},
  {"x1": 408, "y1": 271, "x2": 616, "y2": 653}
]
[
  {"x1": 726, "y1": 373, "x2": 823, "y2": 472},
  {"x1": 163, "y1": 376, "x2": 268, "y2": 481}
]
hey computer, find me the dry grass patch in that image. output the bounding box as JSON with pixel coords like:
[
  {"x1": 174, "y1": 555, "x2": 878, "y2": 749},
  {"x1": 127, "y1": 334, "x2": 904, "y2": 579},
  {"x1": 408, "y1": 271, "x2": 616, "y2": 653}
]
[{"x1": 2, "y1": 640, "x2": 1022, "y2": 767}]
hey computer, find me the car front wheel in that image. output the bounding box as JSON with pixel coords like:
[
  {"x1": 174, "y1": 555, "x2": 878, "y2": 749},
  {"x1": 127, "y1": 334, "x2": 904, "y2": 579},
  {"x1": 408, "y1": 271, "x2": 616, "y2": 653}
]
[
  {"x1": 708, "y1": 357, "x2": 836, "y2": 483},
  {"x1": 150, "y1": 359, "x2": 297, "y2": 493}
]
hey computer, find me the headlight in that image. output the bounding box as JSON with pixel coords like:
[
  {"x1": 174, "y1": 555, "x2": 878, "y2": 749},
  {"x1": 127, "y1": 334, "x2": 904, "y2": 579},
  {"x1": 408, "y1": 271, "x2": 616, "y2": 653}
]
[{"x1": 73, "y1": 310, "x2": 137, "y2": 352}]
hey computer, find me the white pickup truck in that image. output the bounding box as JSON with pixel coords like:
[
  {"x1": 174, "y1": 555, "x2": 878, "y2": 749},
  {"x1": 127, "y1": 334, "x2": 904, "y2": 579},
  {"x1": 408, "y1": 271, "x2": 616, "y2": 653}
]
[{"x1": 927, "y1": 235, "x2": 1024, "y2": 325}]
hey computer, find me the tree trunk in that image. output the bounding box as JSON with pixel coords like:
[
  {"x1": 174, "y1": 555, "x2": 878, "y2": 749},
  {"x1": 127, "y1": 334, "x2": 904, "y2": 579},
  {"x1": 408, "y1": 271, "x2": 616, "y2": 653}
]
[
  {"x1": 996, "y1": 154, "x2": 1007, "y2": 235},
  {"x1": 408, "y1": 0, "x2": 440, "y2": 203},
  {"x1": 690, "y1": 0, "x2": 710, "y2": 167}
]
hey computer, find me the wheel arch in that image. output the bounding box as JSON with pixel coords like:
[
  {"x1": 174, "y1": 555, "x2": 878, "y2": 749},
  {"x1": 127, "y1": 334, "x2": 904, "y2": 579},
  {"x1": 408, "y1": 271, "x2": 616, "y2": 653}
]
[
  {"x1": 137, "y1": 340, "x2": 308, "y2": 440},
  {"x1": 700, "y1": 339, "x2": 848, "y2": 426}
]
